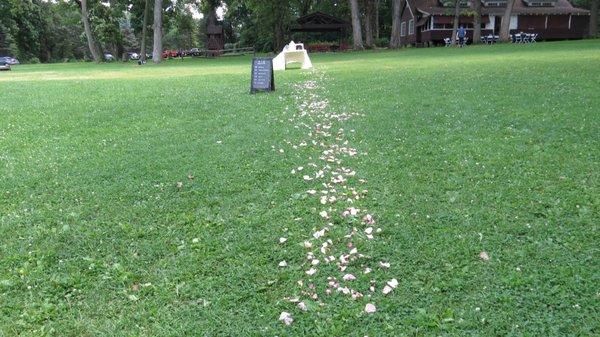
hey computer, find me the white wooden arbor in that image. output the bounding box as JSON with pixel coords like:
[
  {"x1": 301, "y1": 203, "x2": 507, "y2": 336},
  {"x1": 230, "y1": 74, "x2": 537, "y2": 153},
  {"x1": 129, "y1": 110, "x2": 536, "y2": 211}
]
[{"x1": 272, "y1": 41, "x2": 313, "y2": 71}]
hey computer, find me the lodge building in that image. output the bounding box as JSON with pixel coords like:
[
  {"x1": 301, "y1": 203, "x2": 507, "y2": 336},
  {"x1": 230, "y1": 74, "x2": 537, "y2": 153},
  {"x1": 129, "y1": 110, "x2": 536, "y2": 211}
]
[{"x1": 398, "y1": 0, "x2": 591, "y2": 46}]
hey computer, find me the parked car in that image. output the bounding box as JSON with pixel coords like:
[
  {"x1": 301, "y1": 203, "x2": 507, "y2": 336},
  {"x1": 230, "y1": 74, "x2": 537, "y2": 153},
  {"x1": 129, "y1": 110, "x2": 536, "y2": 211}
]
[
  {"x1": 104, "y1": 53, "x2": 115, "y2": 62},
  {"x1": 0, "y1": 56, "x2": 19, "y2": 65},
  {"x1": 162, "y1": 50, "x2": 179, "y2": 58},
  {"x1": 0, "y1": 60, "x2": 10, "y2": 71},
  {"x1": 189, "y1": 48, "x2": 201, "y2": 57},
  {"x1": 126, "y1": 52, "x2": 140, "y2": 60}
]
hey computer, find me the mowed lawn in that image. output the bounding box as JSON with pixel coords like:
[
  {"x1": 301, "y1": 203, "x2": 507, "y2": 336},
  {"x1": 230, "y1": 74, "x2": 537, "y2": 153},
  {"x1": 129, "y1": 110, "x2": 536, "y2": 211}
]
[{"x1": 1, "y1": 40, "x2": 598, "y2": 336}]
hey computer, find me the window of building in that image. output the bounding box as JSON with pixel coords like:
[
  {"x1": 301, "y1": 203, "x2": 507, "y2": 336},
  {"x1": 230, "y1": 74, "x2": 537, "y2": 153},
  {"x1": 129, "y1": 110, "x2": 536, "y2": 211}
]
[
  {"x1": 409, "y1": 19, "x2": 415, "y2": 35},
  {"x1": 401, "y1": 22, "x2": 406, "y2": 36},
  {"x1": 432, "y1": 23, "x2": 474, "y2": 29},
  {"x1": 483, "y1": 1, "x2": 507, "y2": 7}
]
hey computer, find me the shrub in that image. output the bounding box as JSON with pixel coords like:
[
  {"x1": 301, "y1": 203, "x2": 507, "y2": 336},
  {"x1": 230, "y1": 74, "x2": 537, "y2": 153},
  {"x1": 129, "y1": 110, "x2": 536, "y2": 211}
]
[{"x1": 375, "y1": 37, "x2": 390, "y2": 48}]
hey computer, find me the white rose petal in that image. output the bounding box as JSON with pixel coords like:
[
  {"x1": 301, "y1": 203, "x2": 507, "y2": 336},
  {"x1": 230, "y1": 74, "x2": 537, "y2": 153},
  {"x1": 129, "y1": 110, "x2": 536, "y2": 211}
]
[
  {"x1": 379, "y1": 261, "x2": 390, "y2": 268},
  {"x1": 479, "y1": 251, "x2": 490, "y2": 261},
  {"x1": 364, "y1": 303, "x2": 377, "y2": 314},
  {"x1": 297, "y1": 301, "x2": 308, "y2": 311},
  {"x1": 279, "y1": 311, "x2": 293, "y2": 325},
  {"x1": 313, "y1": 229, "x2": 325, "y2": 239}
]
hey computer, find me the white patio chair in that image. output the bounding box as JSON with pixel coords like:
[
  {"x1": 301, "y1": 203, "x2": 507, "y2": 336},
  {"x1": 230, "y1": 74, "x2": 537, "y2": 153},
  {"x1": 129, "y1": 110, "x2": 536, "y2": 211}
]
[
  {"x1": 487, "y1": 35, "x2": 494, "y2": 44},
  {"x1": 515, "y1": 34, "x2": 522, "y2": 43},
  {"x1": 523, "y1": 34, "x2": 530, "y2": 43},
  {"x1": 530, "y1": 33, "x2": 538, "y2": 43},
  {"x1": 444, "y1": 38, "x2": 452, "y2": 47}
]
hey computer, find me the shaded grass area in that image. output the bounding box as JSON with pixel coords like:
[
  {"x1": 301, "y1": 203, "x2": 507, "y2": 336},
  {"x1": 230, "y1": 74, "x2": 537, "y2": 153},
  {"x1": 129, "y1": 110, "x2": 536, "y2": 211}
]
[{"x1": 1, "y1": 40, "x2": 599, "y2": 336}]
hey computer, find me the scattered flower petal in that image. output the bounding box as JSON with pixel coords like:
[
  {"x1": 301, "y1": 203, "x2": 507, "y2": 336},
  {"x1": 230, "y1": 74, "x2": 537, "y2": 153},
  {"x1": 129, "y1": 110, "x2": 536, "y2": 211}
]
[
  {"x1": 343, "y1": 274, "x2": 356, "y2": 281},
  {"x1": 365, "y1": 303, "x2": 377, "y2": 314},
  {"x1": 479, "y1": 251, "x2": 490, "y2": 261},
  {"x1": 297, "y1": 301, "x2": 308, "y2": 311},
  {"x1": 379, "y1": 261, "x2": 390, "y2": 268},
  {"x1": 279, "y1": 312, "x2": 293, "y2": 325}
]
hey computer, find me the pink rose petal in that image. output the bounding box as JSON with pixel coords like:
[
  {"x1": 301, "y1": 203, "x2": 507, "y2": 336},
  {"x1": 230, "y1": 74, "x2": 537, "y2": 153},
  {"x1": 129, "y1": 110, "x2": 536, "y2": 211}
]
[{"x1": 342, "y1": 274, "x2": 356, "y2": 281}]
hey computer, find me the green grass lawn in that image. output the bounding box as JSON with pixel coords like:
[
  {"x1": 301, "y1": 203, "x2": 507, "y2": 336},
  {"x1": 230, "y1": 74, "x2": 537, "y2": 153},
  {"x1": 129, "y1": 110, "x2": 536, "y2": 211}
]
[{"x1": 1, "y1": 40, "x2": 598, "y2": 336}]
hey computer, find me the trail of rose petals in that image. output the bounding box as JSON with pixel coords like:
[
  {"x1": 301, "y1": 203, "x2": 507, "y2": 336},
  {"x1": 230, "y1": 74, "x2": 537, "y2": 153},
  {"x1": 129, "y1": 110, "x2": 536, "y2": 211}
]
[{"x1": 275, "y1": 70, "x2": 396, "y2": 326}]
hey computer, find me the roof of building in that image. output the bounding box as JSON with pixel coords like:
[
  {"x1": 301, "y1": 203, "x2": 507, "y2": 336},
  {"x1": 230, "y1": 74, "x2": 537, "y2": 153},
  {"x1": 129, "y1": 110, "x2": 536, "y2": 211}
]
[
  {"x1": 412, "y1": 0, "x2": 590, "y2": 16},
  {"x1": 290, "y1": 11, "x2": 350, "y2": 32}
]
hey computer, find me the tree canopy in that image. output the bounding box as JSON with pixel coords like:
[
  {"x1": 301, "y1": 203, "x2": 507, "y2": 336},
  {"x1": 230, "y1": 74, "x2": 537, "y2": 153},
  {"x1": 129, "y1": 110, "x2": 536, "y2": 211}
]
[{"x1": 0, "y1": 0, "x2": 597, "y2": 63}]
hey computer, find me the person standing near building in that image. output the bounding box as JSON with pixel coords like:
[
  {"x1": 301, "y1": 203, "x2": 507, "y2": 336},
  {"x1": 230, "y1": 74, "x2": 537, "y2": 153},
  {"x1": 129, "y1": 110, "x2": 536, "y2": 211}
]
[{"x1": 458, "y1": 26, "x2": 467, "y2": 47}]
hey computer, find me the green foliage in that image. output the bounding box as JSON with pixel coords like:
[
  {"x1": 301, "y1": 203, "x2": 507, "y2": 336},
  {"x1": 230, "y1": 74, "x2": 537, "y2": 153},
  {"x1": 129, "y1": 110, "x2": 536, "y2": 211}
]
[
  {"x1": 0, "y1": 40, "x2": 598, "y2": 335},
  {"x1": 375, "y1": 36, "x2": 390, "y2": 47}
]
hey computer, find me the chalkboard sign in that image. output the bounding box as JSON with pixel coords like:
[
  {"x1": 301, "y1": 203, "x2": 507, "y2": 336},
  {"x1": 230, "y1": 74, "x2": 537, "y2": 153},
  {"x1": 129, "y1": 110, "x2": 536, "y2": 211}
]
[{"x1": 250, "y1": 57, "x2": 274, "y2": 93}]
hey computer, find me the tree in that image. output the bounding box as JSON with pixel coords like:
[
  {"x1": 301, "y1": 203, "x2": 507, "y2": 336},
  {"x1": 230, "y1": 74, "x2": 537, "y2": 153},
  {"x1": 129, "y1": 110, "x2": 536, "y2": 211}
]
[
  {"x1": 363, "y1": 0, "x2": 375, "y2": 48},
  {"x1": 374, "y1": 0, "x2": 380, "y2": 39},
  {"x1": 140, "y1": 0, "x2": 150, "y2": 61},
  {"x1": 500, "y1": 0, "x2": 515, "y2": 41},
  {"x1": 473, "y1": 0, "x2": 482, "y2": 44},
  {"x1": 78, "y1": 0, "x2": 101, "y2": 62},
  {"x1": 390, "y1": 0, "x2": 403, "y2": 48},
  {"x1": 590, "y1": 0, "x2": 598, "y2": 37},
  {"x1": 451, "y1": 0, "x2": 461, "y2": 45},
  {"x1": 297, "y1": 0, "x2": 314, "y2": 16},
  {"x1": 153, "y1": 0, "x2": 163, "y2": 63},
  {"x1": 271, "y1": 1, "x2": 291, "y2": 52},
  {"x1": 349, "y1": 0, "x2": 364, "y2": 49}
]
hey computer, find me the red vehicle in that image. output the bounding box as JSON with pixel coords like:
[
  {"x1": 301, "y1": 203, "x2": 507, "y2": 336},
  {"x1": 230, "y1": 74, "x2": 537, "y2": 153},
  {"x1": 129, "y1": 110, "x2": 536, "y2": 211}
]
[{"x1": 162, "y1": 50, "x2": 179, "y2": 58}]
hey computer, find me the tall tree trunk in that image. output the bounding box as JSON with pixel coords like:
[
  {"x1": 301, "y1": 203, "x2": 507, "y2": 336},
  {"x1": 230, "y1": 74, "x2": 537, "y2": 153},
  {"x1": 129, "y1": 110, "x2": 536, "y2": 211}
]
[
  {"x1": 451, "y1": 0, "x2": 461, "y2": 45},
  {"x1": 390, "y1": 0, "x2": 403, "y2": 48},
  {"x1": 500, "y1": 0, "x2": 515, "y2": 41},
  {"x1": 152, "y1": 0, "x2": 163, "y2": 64},
  {"x1": 590, "y1": 0, "x2": 598, "y2": 38},
  {"x1": 300, "y1": 0, "x2": 313, "y2": 17},
  {"x1": 364, "y1": 0, "x2": 374, "y2": 48},
  {"x1": 80, "y1": 0, "x2": 101, "y2": 63},
  {"x1": 473, "y1": 0, "x2": 482, "y2": 44},
  {"x1": 273, "y1": 2, "x2": 287, "y2": 52},
  {"x1": 140, "y1": 0, "x2": 149, "y2": 62},
  {"x1": 109, "y1": 0, "x2": 123, "y2": 58},
  {"x1": 375, "y1": 0, "x2": 380, "y2": 39},
  {"x1": 349, "y1": 0, "x2": 364, "y2": 49}
]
